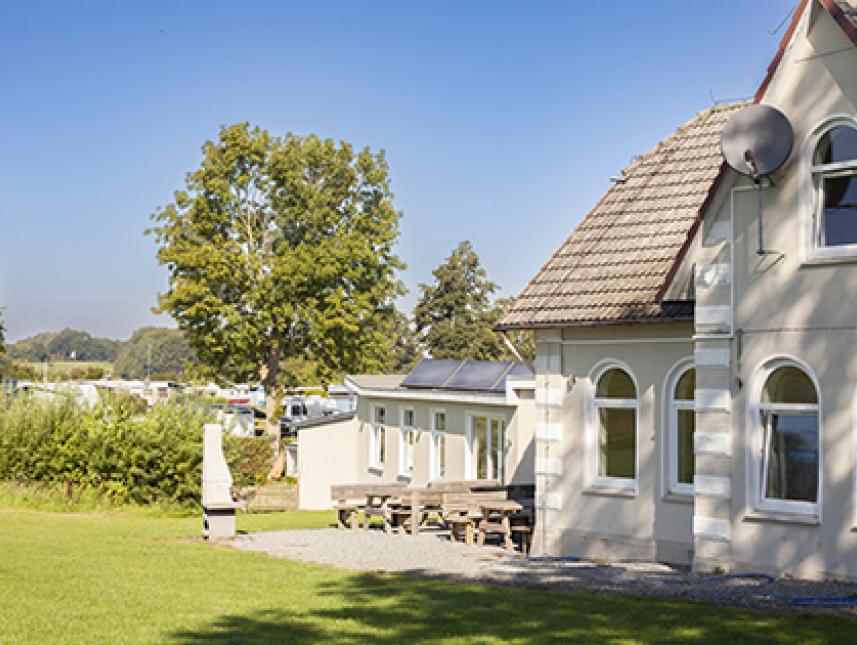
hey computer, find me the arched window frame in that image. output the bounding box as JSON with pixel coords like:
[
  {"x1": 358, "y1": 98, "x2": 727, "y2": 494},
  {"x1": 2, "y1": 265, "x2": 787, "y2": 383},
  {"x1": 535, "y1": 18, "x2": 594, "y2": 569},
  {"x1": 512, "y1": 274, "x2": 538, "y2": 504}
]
[
  {"x1": 585, "y1": 359, "x2": 639, "y2": 494},
  {"x1": 802, "y1": 115, "x2": 857, "y2": 261},
  {"x1": 663, "y1": 358, "x2": 695, "y2": 499},
  {"x1": 746, "y1": 356, "x2": 822, "y2": 519}
]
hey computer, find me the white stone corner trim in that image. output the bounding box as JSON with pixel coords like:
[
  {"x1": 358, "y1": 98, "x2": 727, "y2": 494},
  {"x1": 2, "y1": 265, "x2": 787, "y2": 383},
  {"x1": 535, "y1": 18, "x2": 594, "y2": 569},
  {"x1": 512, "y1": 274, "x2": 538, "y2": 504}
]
[
  {"x1": 695, "y1": 388, "x2": 730, "y2": 412},
  {"x1": 695, "y1": 262, "x2": 731, "y2": 288},
  {"x1": 694, "y1": 347, "x2": 731, "y2": 367},
  {"x1": 535, "y1": 492, "x2": 561, "y2": 510},
  {"x1": 535, "y1": 388, "x2": 563, "y2": 408},
  {"x1": 535, "y1": 422, "x2": 563, "y2": 442},
  {"x1": 693, "y1": 516, "x2": 731, "y2": 542},
  {"x1": 694, "y1": 475, "x2": 731, "y2": 499},
  {"x1": 695, "y1": 432, "x2": 731, "y2": 456},
  {"x1": 535, "y1": 457, "x2": 561, "y2": 476},
  {"x1": 696, "y1": 306, "x2": 733, "y2": 330},
  {"x1": 705, "y1": 220, "x2": 732, "y2": 245}
]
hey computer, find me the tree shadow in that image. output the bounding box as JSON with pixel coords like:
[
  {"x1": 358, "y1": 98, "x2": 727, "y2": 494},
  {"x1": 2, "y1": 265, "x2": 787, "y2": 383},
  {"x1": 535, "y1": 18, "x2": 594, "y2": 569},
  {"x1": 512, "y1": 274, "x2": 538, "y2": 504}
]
[{"x1": 169, "y1": 570, "x2": 854, "y2": 644}]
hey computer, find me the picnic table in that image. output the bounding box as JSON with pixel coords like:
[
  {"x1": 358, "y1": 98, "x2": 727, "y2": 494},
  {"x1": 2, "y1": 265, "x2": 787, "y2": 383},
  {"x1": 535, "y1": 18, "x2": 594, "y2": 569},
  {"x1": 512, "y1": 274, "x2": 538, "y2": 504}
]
[
  {"x1": 389, "y1": 488, "x2": 444, "y2": 536},
  {"x1": 477, "y1": 499, "x2": 523, "y2": 552}
]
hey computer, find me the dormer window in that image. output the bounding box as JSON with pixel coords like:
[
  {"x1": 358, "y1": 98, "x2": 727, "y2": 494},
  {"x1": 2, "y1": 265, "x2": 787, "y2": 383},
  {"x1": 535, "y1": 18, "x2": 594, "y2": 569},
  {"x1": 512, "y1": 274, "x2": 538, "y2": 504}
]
[{"x1": 808, "y1": 118, "x2": 857, "y2": 258}]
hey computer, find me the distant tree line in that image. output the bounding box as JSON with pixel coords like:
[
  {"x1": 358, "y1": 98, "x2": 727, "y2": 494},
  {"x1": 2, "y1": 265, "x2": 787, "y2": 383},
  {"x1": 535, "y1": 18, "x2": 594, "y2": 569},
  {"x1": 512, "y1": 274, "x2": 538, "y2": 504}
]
[{"x1": 1, "y1": 327, "x2": 195, "y2": 381}]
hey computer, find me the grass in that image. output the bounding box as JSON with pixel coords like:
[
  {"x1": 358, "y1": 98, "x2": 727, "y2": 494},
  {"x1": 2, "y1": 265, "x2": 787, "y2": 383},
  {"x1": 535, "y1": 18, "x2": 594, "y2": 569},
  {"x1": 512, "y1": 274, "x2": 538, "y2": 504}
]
[{"x1": 0, "y1": 509, "x2": 854, "y2": 644}]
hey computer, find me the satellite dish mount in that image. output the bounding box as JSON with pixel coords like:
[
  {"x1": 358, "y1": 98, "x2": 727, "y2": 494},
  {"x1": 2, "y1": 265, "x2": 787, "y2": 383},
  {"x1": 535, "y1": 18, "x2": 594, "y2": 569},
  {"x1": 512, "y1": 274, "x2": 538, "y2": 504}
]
[{"x1": 721, "y1": 104, "x2": 794, "y2": 255}]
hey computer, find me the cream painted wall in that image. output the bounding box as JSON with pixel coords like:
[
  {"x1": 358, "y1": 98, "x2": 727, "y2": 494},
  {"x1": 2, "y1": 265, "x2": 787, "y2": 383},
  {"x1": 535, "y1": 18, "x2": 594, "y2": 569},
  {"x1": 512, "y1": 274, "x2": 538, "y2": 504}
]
[
  {"x1": 297, "y1": 390, "x2": 534, "y2": 510},
  {"x1": 297, "y1": 416, "x2": 360, "y2": 510},
  {"x1": 535, "y1": 323, "x2": 695, "y2": 563},
  {"x1": 692, "y1": 4, "x2": 857, "y2": 578}
]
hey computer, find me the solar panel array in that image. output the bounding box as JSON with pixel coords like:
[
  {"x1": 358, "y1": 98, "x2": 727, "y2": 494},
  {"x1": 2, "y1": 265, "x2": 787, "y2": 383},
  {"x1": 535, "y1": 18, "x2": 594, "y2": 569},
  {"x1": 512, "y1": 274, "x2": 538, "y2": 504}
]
[{"x1": 400, "y1": 359, "x2": 533, "y2": 393}]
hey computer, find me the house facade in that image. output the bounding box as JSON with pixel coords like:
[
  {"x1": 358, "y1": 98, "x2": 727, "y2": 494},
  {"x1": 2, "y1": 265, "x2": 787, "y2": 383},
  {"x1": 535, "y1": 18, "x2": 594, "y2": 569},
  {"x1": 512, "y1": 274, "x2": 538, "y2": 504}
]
[
  {"x1": 497, "y1": 0, "x2": 857, "y2": 579},
  {"x1": 297, "y1": 360, "x2": 535, "y2": 510}
]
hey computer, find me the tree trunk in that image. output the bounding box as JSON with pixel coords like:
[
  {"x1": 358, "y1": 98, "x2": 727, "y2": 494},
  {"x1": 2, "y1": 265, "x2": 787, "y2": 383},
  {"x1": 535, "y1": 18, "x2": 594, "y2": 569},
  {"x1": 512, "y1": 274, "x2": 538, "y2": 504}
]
[{"x1": 260, "y1": 349, "x2": 282, "y2": 455}]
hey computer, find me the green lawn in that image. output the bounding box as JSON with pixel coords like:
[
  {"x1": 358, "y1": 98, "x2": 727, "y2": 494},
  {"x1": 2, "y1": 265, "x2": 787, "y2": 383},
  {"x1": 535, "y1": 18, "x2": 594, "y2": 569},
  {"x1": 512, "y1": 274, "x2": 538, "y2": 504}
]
[{"x1": 0, "y1": 509, "x2": 853, "y2": 644}]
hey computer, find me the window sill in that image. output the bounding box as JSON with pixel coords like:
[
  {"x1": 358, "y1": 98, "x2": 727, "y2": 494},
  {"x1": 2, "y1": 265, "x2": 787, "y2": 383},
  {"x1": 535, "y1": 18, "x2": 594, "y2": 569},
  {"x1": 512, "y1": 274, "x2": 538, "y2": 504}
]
[
  {"x1": 744, "y1": 510, "x2": 819, "y2": 526},
  {"x1": 583, "y1": 482, "x2": 637, "y2": 498},
  {"x1": 662, "y1": 491, "x2": 694, "y2": 504},
  {"x1": 801, "y1": 255, "x2": 857, "y2": 267},
  {"x1": 368, "y1": 465, "x2": 384, "y2": 475},
  {"x1": 396, "y1": 473, "x2": 412, "y2": 482}
]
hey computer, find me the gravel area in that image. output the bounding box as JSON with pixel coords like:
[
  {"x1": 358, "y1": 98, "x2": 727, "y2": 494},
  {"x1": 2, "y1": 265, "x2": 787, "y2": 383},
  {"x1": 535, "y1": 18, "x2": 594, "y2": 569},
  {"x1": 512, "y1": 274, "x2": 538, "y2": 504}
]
[{"x1": 226, "y1": 527, "x2": 857, "y2": 615}]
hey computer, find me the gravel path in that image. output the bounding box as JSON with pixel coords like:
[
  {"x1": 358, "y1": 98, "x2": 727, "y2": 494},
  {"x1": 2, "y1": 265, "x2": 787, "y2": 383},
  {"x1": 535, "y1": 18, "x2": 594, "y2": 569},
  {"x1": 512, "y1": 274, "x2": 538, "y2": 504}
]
[{"x1": 227, "y1": 528, "x2": 857, "y2": 615}]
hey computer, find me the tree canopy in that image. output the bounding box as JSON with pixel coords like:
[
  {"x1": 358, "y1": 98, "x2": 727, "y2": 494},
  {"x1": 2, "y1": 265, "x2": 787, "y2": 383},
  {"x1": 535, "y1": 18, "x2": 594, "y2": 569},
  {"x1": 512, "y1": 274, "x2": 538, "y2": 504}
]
[
  {"x1": 149, "y1": 123, "x2": 404, "y2": 435},
  {"x1": 7, "y1": 328, "x2": 120, "y2": 363},
  {"x1": 113, "y1": 327, "x2": 195, "y2": 381},
  {"x1": 414, "y1": 241, "x2": 533, "y2": 362}
]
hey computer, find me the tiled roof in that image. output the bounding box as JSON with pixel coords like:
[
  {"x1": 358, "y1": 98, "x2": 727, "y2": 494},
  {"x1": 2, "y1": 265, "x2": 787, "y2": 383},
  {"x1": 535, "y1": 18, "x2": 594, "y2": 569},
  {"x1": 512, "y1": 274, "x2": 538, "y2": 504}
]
[{"x1": 497, "y1": 101, "x2": 748, "y2": 330}]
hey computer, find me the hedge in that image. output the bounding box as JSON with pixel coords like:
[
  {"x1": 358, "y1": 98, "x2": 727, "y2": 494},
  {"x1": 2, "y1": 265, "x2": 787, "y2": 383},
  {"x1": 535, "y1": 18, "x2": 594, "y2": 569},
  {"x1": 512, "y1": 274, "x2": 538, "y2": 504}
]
[{"x1": 0, "y1": 391, "x2": 272, "y2": 508}]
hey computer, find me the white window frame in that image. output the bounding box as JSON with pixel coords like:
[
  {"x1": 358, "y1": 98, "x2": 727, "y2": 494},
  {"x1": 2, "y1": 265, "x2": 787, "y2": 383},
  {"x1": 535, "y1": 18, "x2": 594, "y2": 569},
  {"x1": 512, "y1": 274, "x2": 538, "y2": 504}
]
[
  {"x1": 746, "y1": 356, "x2": 821, "y2": 518},
  {"x1": 663, "y1": 358, "x2": 695, "y2": 498},
  {"x1": 465, "y1": 411, "x2": 506, "y2": 483},
  {"x1": 369, "y1": 404, "x2": 386, "y2": 471},
  {"x1": 429, "y1": 408, "x2": 446, "y2": 481},
  {"x1": 801, "y1": 115, "x2": 857, "y2": 261},
  {"x1": 585, "y1": 359, "x2": 639, "y2": 494},
  {"x1": 399, "y1": 407, "x2": 416, "y2": 478}
]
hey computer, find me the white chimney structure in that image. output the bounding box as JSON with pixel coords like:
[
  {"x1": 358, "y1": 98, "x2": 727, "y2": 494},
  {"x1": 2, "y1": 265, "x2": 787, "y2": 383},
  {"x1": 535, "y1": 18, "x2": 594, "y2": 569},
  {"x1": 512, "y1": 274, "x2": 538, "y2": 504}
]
[{"x1": 202, "y1": 423, "x2": 239, "y2": 539}]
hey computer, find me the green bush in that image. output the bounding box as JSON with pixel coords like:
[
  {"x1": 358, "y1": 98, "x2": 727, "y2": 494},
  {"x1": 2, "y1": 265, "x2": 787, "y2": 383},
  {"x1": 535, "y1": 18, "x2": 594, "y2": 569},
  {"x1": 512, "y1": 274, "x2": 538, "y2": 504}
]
[{"x1": 0, "y1": 392, "x2": 270, "y2": 508}]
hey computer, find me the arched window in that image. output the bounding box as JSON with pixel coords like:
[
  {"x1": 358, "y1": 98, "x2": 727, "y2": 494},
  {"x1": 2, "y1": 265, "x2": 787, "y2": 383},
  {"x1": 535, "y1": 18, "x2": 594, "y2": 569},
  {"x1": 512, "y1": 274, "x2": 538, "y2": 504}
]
[
  {"x1": 755, "y1": 362, "x2": 820, "y2": 515},
  {"x1": 808, "y1": 119, "x2": 857, "y2": 255},
  {"x1": 667, "y1": 365, "x2": 695, "y2": 495},
  {"x1": 594, "y1": 366, "x2": 637, "y2": 485}
]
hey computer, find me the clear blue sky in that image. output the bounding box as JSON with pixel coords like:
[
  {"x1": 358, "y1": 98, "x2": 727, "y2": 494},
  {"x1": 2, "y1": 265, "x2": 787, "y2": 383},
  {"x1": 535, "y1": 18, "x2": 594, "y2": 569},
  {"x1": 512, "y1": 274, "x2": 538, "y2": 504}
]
[{"x1": 0, "y1": 0, "x2": 793, "y2": 341}]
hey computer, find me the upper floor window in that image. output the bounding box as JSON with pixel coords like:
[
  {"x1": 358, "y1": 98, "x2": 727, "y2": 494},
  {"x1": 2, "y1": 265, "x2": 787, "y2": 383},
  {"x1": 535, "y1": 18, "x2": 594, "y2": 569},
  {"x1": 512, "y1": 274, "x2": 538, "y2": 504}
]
[
  {"x1": 808, "y1": 119, "x2": 857, "y2": 257},
  {"x1": 594, "y1": 366, "x2": 637, "y2": 488},
  {"x1": 753, "y1": 361, "x2": 820, "y2": 516}
]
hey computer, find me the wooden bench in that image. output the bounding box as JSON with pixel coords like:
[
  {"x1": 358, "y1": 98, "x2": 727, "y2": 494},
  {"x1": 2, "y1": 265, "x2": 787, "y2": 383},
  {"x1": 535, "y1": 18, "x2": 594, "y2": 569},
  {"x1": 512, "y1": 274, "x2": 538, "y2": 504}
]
[
  {"x1": 427, "y1": 479, "x2": 499, "y2": 493},
  {"x1": 330, "y1": 483, "x2": 406, "y2": 530},
  {"x1": 441, "y1": 490, "x2": 507, "y2": 544}
]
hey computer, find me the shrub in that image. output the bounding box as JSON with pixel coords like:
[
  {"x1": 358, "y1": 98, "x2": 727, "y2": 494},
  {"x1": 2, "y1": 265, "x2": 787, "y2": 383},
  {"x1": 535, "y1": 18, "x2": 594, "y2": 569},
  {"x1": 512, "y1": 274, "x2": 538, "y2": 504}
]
[{"x1": 0, "y1": 391, "x2": 269, "y2": 508}]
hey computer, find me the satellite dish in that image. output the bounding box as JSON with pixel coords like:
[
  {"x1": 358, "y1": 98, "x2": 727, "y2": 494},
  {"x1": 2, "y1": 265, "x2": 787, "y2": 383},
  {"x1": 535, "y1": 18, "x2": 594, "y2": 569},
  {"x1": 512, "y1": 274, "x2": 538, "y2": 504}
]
[{"x1": 721, "y1": 104, "x2": 794, "y2": 179}]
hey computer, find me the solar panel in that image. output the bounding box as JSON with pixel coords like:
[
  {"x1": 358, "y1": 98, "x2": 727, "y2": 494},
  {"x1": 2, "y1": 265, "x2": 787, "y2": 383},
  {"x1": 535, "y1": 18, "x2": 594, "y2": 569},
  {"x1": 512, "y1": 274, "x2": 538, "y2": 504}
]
[
  {"x1": 400, "y1": 359, "x2": 464, "y2": 389},
  {"x1": 445, "y1": 360, "x2": 513, "y2": 392},
  {"x1": 400, "y1": 359, "x2": 533, "y2": 392}
]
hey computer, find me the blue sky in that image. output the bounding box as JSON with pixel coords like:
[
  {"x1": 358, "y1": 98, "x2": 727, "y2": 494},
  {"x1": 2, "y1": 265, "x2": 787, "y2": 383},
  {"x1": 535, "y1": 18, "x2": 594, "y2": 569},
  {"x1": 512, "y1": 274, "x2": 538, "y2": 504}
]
[{"x1": 0, "y1": 0, "x2": 793, "y2": 341}]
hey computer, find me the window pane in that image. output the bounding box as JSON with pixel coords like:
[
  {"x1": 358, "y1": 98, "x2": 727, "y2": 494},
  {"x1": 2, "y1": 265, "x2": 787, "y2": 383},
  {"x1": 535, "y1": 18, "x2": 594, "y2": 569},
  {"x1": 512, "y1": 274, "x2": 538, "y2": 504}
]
[
  {"x1": 439, "y1": 434, "x2": 446, "y2": 478},
  {"x1": 677, "y1": 409, "x2": 695, "y2": 484},
  {"x1": 596, "y1": 368, "x2": 636, "y2": 399},
  {"x1": 474, "y1": 416, "x2": 488, "y2": 479},
  {"x1": 674, "y1": 368, "x2": 695, "y2": 401},
  {"x1": 765, "y1": 414, "x2": 818, "y2": 503},
  {"x1": 403, "y1": 409, "x2": 414, "y2": 427},
  {"x1": 814, "y1": 126, "x2": 857, "y2": 165},
  {"x1": 762, "y1": 366, "x2": 817, "y2": 404},
  {"x1": 374, "y1": 407, "x2": 385, "y2": 424},
  {"x1": 822, "y1": 174, "x2": 857, "y2": 246},
  {"x1": 598, "y1": 407, "x2": 635, "y2": 479},
  {"x1": 378, "y1": 427, "x2": 385, "y2": 465},
  {"x1": 491, "y1": 419, "x2": 503, "y2": 483},
  {"x1": 435, "y1": 412, "x2": 445, "y2": 432}
]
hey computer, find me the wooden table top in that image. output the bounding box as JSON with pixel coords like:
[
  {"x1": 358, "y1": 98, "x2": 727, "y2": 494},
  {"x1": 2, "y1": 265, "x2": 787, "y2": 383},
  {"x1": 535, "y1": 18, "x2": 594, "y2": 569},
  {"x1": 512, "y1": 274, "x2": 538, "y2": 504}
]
[{"x1": 479, "y1": 500, "x2": 523, "y2": 512}]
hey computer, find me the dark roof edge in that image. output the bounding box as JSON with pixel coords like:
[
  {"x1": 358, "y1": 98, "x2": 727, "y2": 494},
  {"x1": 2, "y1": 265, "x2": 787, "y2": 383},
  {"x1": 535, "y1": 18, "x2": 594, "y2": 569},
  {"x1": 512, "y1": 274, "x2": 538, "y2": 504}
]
[{"x1": 494, "y1": 313, "x2": 694, "y2": 332}]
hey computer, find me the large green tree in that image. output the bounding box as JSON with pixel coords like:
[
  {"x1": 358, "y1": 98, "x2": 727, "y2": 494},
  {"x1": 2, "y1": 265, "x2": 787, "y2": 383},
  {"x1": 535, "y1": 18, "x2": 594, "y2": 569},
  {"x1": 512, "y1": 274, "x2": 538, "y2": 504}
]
[
  {"x1": 150, "y1": 124, "x2": 403, "y2": 439},
  {"x1": 113, "y1": 327, "x2": 195, "y2": 380},
  {"x1": 414, "y1": 241, "x2": 533, "y2": 362}
]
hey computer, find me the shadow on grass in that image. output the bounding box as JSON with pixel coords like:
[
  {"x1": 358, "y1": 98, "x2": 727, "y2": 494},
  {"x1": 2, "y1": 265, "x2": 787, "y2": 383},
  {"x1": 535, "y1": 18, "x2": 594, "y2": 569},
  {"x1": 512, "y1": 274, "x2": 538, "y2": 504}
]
[{"x1": 170, "y1": 571, "x2": 853, "y2": 644}]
